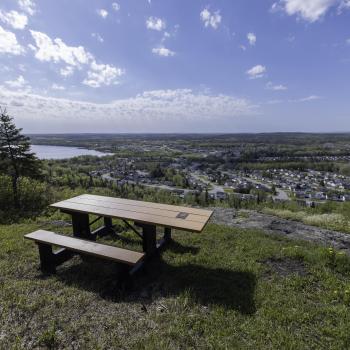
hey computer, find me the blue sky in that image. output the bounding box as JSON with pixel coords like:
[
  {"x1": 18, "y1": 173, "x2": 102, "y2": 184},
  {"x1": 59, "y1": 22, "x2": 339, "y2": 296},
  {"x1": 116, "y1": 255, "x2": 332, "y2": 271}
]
[{"x1": 0, "y1": 0, "x2": 349, "y2": 133}]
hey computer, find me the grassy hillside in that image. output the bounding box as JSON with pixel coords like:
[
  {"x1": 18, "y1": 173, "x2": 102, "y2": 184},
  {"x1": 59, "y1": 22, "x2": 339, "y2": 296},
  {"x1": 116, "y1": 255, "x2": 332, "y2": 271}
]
[{"x1": 1, "y1": 222, "x2": 350, "y2": 349}]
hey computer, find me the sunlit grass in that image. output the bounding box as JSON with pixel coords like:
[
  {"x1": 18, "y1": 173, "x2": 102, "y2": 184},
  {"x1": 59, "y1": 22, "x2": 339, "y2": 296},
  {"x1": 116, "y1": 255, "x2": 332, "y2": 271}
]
[
  {"x1": 1, "y1": 222, "x2": 350, "y2": 348},
  {"x1": 263, "y1": 208, "x2": 350, "y2": 233}
]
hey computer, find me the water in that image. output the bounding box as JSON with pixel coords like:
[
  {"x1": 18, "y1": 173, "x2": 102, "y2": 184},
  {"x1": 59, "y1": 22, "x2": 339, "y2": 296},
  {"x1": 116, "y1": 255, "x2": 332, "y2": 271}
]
[{"x1": 31, "y1": 145, "x2": 110, "y2": 160}]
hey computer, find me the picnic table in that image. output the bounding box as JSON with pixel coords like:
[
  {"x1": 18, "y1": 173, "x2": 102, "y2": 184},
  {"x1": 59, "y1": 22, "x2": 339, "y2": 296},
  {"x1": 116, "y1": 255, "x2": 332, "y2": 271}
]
[{"x1": 25, "y1": 194, "x2": 213, "y2": 276}]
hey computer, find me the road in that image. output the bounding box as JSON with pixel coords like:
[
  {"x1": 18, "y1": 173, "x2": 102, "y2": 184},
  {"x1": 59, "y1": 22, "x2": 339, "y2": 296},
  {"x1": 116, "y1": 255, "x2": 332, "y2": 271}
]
[
  {"x1": 101, "y1": 173, "x2": 194, "y2": 194},
  {"x1": 242, "y1": 176, "x2": 290, "y2": 201},
  {"x1": 191, "y1": 174, "x2": 225, "y2": 195},
  {"x1": 101, "y1": 172, "x2": 289, "y2": 200}
]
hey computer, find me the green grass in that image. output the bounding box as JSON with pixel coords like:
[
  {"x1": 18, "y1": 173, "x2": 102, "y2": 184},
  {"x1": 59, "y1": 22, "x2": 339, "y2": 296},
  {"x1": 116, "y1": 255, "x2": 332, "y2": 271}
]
[
  {"x1": 1, "y1": 221, "x2": 350, "y2": 349},
  {"x1": 262, "y1": 208, "x2": 350, "y2": 233}
]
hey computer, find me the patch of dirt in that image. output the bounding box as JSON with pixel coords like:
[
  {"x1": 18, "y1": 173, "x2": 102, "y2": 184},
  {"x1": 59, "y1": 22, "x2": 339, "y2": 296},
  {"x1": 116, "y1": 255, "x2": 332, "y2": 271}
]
[
  {"x1": 262, "y1": 257, "x2": 308, "y2": 277},
  {"x1": 209, "y1": 207, "x2": 350, "y2": 255},
  {"x1": 47, "y1": 220, "x2": 72, "y2": 227}
]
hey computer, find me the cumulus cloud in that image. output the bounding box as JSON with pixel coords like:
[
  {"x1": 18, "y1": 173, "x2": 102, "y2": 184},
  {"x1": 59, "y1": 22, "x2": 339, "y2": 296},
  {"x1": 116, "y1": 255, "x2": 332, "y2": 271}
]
[
  {"x1": 97, "y1": 9, "x2": 108, "y2": 18},
  {"x1": 200, "y1": 8, "x2": 222, "y2": 29},
  {"x1": 0, "y1": 25, "x2": 24, "y2": 55},
  {"x1": 112, "y1": 3, "x2": 120, "y2": 11},
  {"x1": 91, "y1": 33, "x2": 104, "y2": 43},
  {"x1": 266, "y1": 82, "x2": 287, "y2": 91},
  {"x1": 29, "y1": 30, "x2": 123, "y2": 87},
  {"x1": 247, "y1": 32, "x2": 256, "y2": 46},
  {"x1": 30, "y1": 30, "x2": 92, "y2": 66},
  {"x1": 0, "y1": 10, "x2": 28, "y2": 30},
  {"x1": 60, "y1": 66, "x2": 74, "y2": 77},
  {"x1": 5, "y1": 75, "x2": 31, "y2": 92},
  {"x1": 339, "y1": 0, "x2": 350, "y2": 9},
  {"x1": 297, "y1": 95, "x2": 322, "y2": 102},
  {"x1": 146, "y1": 17, "x2": 166, "y2": 31},
  {"x1": 83, "y1": 61, "x2": 124, "y2": 88},
  {"x1": 152, "y1": 47, "x2": 175, "y2": 57},
  {"x1": 272, "y1": 0, "x2": 349, "y2": 22},
  {"x1": 18, "y1": 0, "x2": 35, "y2": 16},
  {"x1": 51, "y1": 83, "x2": 65, "y2": 90},
  {"x1": 0, "y1": 88, "x2": 256, "y2": 131},
  {"x1": 246, "y1": 65, "x2": 267, "y2": 79}
]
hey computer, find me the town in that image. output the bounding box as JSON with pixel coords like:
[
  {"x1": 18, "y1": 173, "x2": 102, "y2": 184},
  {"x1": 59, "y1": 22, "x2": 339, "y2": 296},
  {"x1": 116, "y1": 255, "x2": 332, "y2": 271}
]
[{"x1": 76, "y1": 134, "x2": 350, "y2": 206}]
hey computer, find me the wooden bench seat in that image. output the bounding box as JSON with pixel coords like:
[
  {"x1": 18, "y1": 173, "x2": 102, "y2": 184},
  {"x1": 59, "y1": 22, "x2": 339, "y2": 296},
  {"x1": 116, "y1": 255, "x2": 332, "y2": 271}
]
[{"x1": 25, "y1": 230, "x2": 145, "y2": 274}]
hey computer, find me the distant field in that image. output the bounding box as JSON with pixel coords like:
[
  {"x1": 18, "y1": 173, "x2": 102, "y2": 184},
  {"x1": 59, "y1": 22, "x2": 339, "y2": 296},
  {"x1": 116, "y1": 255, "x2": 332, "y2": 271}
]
[{"x1": 1, "y1": 221, "x2": 350, "y2": 348}]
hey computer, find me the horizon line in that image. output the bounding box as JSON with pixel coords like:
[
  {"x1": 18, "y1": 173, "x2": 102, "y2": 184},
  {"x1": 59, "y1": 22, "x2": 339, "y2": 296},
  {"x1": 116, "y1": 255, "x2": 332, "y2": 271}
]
[{"x1": 25, "y1": 131, "x2": 350, "y2": 135}]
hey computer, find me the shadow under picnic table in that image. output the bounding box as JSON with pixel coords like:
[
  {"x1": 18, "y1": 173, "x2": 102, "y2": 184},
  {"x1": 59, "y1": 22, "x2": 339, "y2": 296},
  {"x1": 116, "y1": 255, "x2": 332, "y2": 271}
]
[
  {"x1": 53, "y1": 255, "x2": 256, "y2": 315},
  {"x1": 150, "y1": 261, "x2": 256, "y2": 315},
  {"x1": 165, "y1": 240, "x2": 200, "y2": 255}
]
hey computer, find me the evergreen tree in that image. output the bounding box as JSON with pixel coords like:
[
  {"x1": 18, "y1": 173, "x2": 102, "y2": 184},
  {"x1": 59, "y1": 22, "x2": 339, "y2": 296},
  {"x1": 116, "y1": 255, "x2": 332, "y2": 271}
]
[{"x1": 0, "y1": 108, "x2": 41, "y2": 208}]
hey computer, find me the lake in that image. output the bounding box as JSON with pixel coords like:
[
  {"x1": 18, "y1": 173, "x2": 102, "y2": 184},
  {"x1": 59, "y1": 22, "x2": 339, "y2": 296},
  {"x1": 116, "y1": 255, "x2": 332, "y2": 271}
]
[{"x1": 31, "y1": 145, "x2": 110, "y2": 160}]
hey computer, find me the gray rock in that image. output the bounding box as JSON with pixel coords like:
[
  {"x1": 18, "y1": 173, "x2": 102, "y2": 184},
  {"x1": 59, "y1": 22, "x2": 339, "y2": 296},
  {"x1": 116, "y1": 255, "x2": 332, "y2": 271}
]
[{"x1": 209, "y1": 207, "x2": 350, "y2": 254}]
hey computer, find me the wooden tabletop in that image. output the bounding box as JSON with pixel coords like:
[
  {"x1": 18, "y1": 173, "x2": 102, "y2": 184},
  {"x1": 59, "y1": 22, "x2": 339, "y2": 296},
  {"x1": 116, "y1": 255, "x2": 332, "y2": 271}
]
[{"x1": 51, "y1": 194, "x2": 213, "y2": 232}]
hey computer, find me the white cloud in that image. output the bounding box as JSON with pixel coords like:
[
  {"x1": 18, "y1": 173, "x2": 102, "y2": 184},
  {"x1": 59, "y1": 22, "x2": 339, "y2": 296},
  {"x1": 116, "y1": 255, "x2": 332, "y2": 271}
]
[
  {"x1": 5, "y1": 75, "x2": 31, "y2": 92},
  {"x1": 91, "y1": 33, "x2": 104, "y2": 43},
  {"x1": 30, "y1": 30, "x2": 123, "y2": 87},
  {"x1": 247, "y1": 32, "x2": 256, "y2": 46},
  {"x1": 0, "y1": 10, "x2": 28, "y2": 30},
  {"x1": 152, "y1": 47, "x2": 175, "y2": 57},
  {"x1": 272, "y1": 0, "x2": 350, "y2": 22},
  {"x1": 60, "y1": 66, "x2": 74, "y2": 77},
  {"x1": 18, "y1": 0, "x2": 35, "y2": 16},
  {"x1": 97, "y1": 9, "x2": 108, "y2": 18},
  {"x1": 200, "y1": 8, "x2": 222, "y2": 29},
  {"x1": 297, "y1": 95, "x2": 322, "y2": 102},
  {"x1": 270, "y1": 2, "x2": 281, "y2": 13},
  {"x1": 246, "y1": 65, "x2": 267, "y2": 79},
  {"x1": 266, "y1": 82, "x2": 288, "y2": 91},
  {"x1": 266, "y1": 99, "x2": 284, "y2": 104},
  {"x1": 346, "y1": 38, "x2": 350, "y2": 45},
  {"x1": 287, "y1": 35, "x2": 296, "y2": 42},
  {"x1": 112, "y1": 3, "x2": 120, "y2": 11},
  {"x1": 0, "y1": 88, "x2": 255, "y2": 130},
  {"x1": 146, "y1": 17, "x2": 166, "y2": 31},
  {"x1": 0, "y1": 25, "x2": 24, "y2": 55},
  {"x1": 51, "y1": 83, "x2": 65, "y2": 90},
  {"x1": 338, "y1": 0, "x2": 350, "y2": 11},
  {"x1": 83, "y1": 61, "x2": 124, "y2": 88},
  {"x1": 5, "y1": 77, "x2": 24, "y2": 89},
  {"x1": 30, "y1": 30, "x2": 92, "y2": 66}
]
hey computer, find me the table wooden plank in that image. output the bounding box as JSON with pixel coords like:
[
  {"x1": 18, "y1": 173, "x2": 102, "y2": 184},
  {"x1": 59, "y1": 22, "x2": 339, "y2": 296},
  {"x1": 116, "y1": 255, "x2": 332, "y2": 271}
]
[
  {"x1": 79, "y1": 194, "x2": 212, "y2": 217},
  {"x1": 25, "y1": 230, "x2": 145, "y2": 266},
  {"x1": 51, "y1": 200, "x2": 210, "y2": 232},
  {"x1": 58, "y1": 197, "x2": 209, "y2": 224}
]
